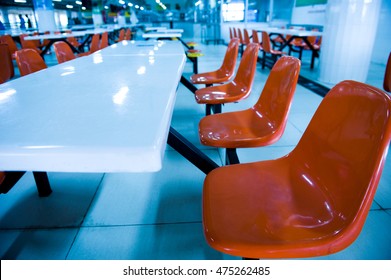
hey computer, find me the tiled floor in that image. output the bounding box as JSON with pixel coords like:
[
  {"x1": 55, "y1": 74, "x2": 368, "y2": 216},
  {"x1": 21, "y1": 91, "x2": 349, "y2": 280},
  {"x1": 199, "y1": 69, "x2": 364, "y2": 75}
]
[{"x1": 1, "y1": 40, "x2": 390, "y2": 260}]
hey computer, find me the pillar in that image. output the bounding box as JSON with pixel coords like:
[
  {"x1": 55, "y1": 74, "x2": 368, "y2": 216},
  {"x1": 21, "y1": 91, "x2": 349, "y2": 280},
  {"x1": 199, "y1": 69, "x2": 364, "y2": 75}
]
[
  {"x1": 32, "y1": 0, "x2": 56, "y2": 32},
  {"x1": 319, "y1": 0, "x2": 382, "y2": 84},
  {"x1": 92, "y1": 0, "x2": 104, "y2": 26}
]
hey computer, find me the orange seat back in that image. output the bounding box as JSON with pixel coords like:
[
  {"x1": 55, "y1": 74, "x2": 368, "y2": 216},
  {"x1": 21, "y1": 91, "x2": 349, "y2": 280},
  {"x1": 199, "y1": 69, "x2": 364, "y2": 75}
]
[
  {"x1": 219, "y1": 38, "x2": 240, "y2": 78},
  {"x1": 0, "y1": 43, "x2": 14, "y2": 83},
  {"x1": 261, "y1": 31, "x2": 273, "y2": 53},
  {"x1": 384, "y1": 52, "x2": 391, "y2": 92},
  {"x1": 89, "y1": 34, "x2": 100, "y2": 53},
  {"x1": 53, "y1": 41, "x2": 76, "y2": 64},
  {"x1": 0, "y1": 35, "x2": 18, "y2": 58},
  {"x1": 232, "y1": 42, "x2": 259, "y2": 88},
  {"x1": 125, "y1": 28, "x2": 132, "y2": 40},
  {"x1": 100, "y1": 32, "x2": 109, "y2": 49},
  {"x1": 117, "y1": 29, "x2": 125, "y2": 41},
  {"x1": 243, "y1": 29, "x2": 251, "y2": 45},
  {"x1": 289, "y1": 80, "x2": 391, "y2": 241},
  {"x1": 15, "y1": 48, "x2": 47, "y2": 76}
]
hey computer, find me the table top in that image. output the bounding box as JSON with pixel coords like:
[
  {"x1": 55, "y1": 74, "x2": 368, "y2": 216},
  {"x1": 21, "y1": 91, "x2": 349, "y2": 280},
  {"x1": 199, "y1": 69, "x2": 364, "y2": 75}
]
[
  {"x1": 142, "y1": 32, "x2": 182, "y2": 39},
  {"x1": 0, "y1": 41, "x2": 186, "y2": 173},
  {"x1": 95, "y1": 40, "x2": 185, "y2": 56},
  {"x1": 256, "y1": 27, "x2": 322, "y2": 37}
]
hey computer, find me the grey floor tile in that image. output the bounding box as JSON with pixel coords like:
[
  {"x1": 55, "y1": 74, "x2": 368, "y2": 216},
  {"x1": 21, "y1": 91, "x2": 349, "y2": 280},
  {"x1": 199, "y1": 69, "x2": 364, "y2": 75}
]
[
  {"x1": 83, "y1": 150, "x2": 221, "y2": 227},
  {"x1": 67, "y1": 223, "x2": 238, "y2": 260},
  {"x1": 0, "y1": 228, "x2": 78, "y2": 260},
  {"x1": 0, "y1": 172, "x2": 103, "y2": 229}
]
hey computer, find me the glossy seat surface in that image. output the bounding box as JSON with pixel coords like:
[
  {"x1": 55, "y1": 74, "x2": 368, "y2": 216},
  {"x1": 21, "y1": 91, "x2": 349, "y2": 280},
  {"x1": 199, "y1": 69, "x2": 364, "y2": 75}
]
[
  {"x1": 0, "y1": 43, "x2": 14, "y2": 84},
  {"x1": 100, "y1": 32, "x2": 109, "y2": 49},
  {"x1": 202, "y1": 80, "x2": 391, "y2": 259},
  {"x1": 195, "y1": 43, "x2": 259, "y2": 105},
  {"x1": 53, "y1": 41, "x2": 76, "y2": 63},
  {"x1": 199, "y1": 56, "x2": 300, "y2": 148},
  {"x1": 125, "y1": 28, "x2": 132, "y2": 40},
  {"x1": 15, "y1": 48, "x2": 47, "y2": 76},
  {"x1": 19, "y1": 34, "x2": 42, "y2": 54},
  {"x1": 190, "y1": 38, "x2": 239, "y2": 85},
  {"x1": 262, "y1": 31, "x2": 283, "y2": 55},
  {"x1": 384, "y1": 52, "x2": 391, "y2": 92},
  {"x1": 116, "y1": 29, "x2": 125, "y2": 42}
]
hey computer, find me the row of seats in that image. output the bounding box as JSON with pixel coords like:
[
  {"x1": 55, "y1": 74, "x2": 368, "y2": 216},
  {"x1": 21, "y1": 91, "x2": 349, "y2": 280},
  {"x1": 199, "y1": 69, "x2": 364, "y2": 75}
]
[{"x1": 189, "y1": 42, "x2": 391, "y2": 259}]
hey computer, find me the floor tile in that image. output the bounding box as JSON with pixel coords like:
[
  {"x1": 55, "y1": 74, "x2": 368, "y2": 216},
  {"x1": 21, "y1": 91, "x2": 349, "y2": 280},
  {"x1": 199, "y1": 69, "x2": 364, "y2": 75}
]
[
  {"x1": 67, "y1": 223, "x2": 238, "y2": 260},
  {"x1": 0, "y1": 172, "x2": 103, "y2": 229},
  {"x1": 83, "y1": 150, "x2": 221, "y2": 227},
  {"x1": 0, "y1": 228, "x2": 78, "y2": 260}
]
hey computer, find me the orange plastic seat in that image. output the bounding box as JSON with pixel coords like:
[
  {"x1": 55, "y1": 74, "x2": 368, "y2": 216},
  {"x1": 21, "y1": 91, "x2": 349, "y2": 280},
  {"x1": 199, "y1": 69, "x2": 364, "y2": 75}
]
[
  {"x1": 0, "y1": 171, "x2": 5, "y2": 185},
  {"x1": 251, "y1": 29, "x2": 263, "y2": 51},
  {"x1": 238, "y1": 28, "x2": 250, "y2": 56},
  {"x1": 0, "y1": 35, "x2": 19, "y2": 59},
  {"x1": 229, "y1": 27, "x2": 233, "y2": 40},
  {"x1": 195, "y1": 42, "x2": 259, "y2": 115},
  {"x1": 384, "y1": 52, "x2": 391, "y2": 92},
  {"x1": 100, "y1": 32, "x2": 109, "y2": 49},
  {"x1": 15, "y1": 48, "x2": 47, "y2": 76},
  {"x1": 19, "y1": 34, "x2": 42, "y2": 54},
  {"x1": 199, "y1": 56, "x2": 300, "y2": 164},
  {"x1": 78, "y1": 33, "x2": 100, "y2": 57},
  {"x1": 190, "y1": 38, "x2": 239, "y2": 86},
  {"x1": 53, "y1": 41, "x2": 76, "y2": 63},
  {"x1": 202, "y1": 80, "x2": 391, "y2": 259},
  {"x1": 0, "y1": 43, "x2": 14, "y2": 83},
  {"x1": 125, "y1": 28, "x2": 132, "y2": 40},
  {"x1": 116, "y1": 29, "x2": 125, "y2": 42},
  {"x1": 261, "y1": 31, "x2": 284, "y2": 69}
]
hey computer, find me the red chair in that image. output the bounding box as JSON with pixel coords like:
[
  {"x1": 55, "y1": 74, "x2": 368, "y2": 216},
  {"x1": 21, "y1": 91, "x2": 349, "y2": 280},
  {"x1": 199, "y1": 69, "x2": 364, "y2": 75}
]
[
  {"x1": 19, "y1": 34, "x2": 42, "y2": 54},
  {"x1": 99, "y1": 32, "x2": 109, "y2": 49},
  {"x1": 0, "y1": 35, "x2": 19, "y2": 59},
  {"x1": 125, "y1": 28, "x2": 132, "y2": 40},
  {"x1": 53, "y1": 41, "x2": 76, "y2": 63},
  {"x1": 78, "y1": 33, "x2": 100, "y2": 56},
  {"x1": 261, "y1": 31, "x2": 284, "y2": 69},
  {"x1": 199, "y1": 56, "x2": 301, "y2": 164},
  {"x1": 116, "y1": 29, "x2": 125, "y2": 42},
  {"x1": 383, "y1": 52, "x2": 391, "y2": 92},
  {"x1": 251, "y1": 29, "x2": 263, "y2": 51},
  {"x1": 15, "y1": 49, "x2": 47, "y2": 76},
  {"x1": 195, "y1": 43, "x2": 260, "y2": 115},
  {"x1": 190, "y1": 38, "x2": 240, "y2": 86},
  {"x1": 202, "y1": 80, "x2": 391, "y2": 259},
  {"x1": 0, "y1": 43, "x2": 14, "y2": 83}
]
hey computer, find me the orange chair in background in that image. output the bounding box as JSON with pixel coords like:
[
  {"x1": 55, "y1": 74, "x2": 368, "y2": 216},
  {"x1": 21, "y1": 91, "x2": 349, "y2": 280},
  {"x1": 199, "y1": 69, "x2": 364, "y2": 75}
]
[
  {"x1": 199, "y1": 56, "x2": 301, "y2": 164},
  {"x1": 19, "y1": 34, "x2": 42, "y2": 54},
  {"x1": 0, "y1": 43, "x2": 14, "y2": 83},
  {"x1": 202, "y1": 80, "x2": 391, "y2": 259},
  {"x1": 261, "y1": 31, "x2": 284, "y2": 69},
  {"x1": 0, "y1": 35, "x2": 19, "y2": 59},
  {"x1": 116, "y1": 29, "x2": 125, "y2": 42},
  {"x1": 190, "y1": 38, "x2": 240, "y2": 87},
  {"x1": 251, "y1": 29, "x2": 263, "y2": 51},
  {"x1": 78, "y1": 33, "x2": 100, "y2": 56},
  {"x1": 383, "y1": 52, "x2": 391, "y2": 92},
  {"x1": 53, "y1": 41, "x2": 76, "y2": 63},
  {"x1": 15, "y1": 49, "x2": 47, "y2": 76},
  {"x1": 125, "y1": 28, "x2": 132, "y2": 40},
  {"x1": 99, "y1": 32, "x2": 109, "y2": 49},
  {"x1": 195, "y1": 43, "x2": 260, "y2": 115}
]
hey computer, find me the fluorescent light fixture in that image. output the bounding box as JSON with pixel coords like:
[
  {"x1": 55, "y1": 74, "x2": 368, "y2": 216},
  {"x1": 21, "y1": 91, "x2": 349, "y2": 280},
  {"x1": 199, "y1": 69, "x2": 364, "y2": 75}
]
[
  {"x1": 140, "y1": 7, "x2": 144, "y2": 10},
  {"x1": 14, "y1": 0, "x2": 27, "y2": 3},
  {"x1": 119, "y1": 0, "x2": 125, "y2": 4},
  {"x1": 53, "y1": 0, "x2": 62, "y2": 2},
  {"x1": 66, "y1": 4, "x2": 73, "y2": 8},
  {"x1": 128, "y1": 3, "x2": 133, "y2": 7},
  {"x1": 135, "y1": 5, "x2": 139, "y2": 9},
  {"x1": 75, "y1": 0, "x2": 82, "y2": 5},
  {"x1": 104, "y1": 5, "x2": 109, "y2": 9},
  {"x1": 82, "y1": 7, "x2": 86, "y2": 10},
  {"x1": 195, "y1": 0, "x2": 202, "y2": 6}
]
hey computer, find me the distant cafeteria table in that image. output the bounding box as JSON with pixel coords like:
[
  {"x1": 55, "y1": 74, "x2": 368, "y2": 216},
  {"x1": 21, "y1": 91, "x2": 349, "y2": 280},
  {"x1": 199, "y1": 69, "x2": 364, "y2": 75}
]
[
  {"x1": 257, "y1": 27, "x2": 322, "y2": 68},
  {"x1": 0, "y1": 40, "x2": 218, "y2": 196}
]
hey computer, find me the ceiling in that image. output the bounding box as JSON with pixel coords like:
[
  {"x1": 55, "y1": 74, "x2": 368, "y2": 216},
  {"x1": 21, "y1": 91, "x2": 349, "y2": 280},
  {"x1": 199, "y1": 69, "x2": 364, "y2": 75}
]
[{"x1": 0, "y1": 0, "x2": 150, "y2": 12}]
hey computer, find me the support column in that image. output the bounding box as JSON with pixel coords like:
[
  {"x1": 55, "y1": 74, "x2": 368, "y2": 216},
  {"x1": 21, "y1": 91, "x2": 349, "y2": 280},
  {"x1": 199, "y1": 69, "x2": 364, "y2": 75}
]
[
  {"x1": 32, "y1": 0, "x2": 56, "y2": 32},
  {"x1": 92, "y1": 0, "x2": 103, "y2": 26},
  {"x1": 319, "y1": 0, "x2": 381, "y2": 84}
]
